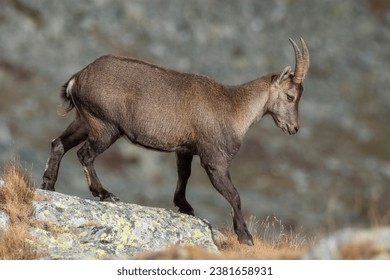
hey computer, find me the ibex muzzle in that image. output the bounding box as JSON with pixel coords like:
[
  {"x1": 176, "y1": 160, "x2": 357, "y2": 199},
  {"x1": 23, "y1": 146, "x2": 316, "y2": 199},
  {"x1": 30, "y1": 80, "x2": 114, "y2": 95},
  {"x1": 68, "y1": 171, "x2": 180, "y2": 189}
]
[{"x1": 42, "y1": 38, "x2": 309, "y2": 246}]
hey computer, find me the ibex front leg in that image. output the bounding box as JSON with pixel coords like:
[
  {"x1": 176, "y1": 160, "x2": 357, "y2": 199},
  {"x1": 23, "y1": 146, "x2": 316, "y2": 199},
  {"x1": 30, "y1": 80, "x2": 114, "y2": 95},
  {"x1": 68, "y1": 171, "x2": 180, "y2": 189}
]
[
  {"x1": 173, "y1": 152, "x2": 194, "y2": 216},
  {"x1": 201, "y1": 158, "x2": 254, "y2": 246}
]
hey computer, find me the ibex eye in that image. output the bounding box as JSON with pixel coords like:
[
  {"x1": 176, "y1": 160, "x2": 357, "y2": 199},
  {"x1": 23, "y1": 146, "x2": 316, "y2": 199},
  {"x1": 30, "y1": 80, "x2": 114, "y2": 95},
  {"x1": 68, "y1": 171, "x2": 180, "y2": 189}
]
[{"x1": 286, "y1": 94, "x2": 294, "y2": 102}]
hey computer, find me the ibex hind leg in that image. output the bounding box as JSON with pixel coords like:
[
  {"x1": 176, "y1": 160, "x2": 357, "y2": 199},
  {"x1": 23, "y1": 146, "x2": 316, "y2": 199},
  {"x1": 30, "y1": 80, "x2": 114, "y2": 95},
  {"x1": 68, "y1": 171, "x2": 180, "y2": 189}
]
[
  {"x1": 42, "y1": 118, "x2": 89, "y2": 191},
  {"x1": 76, "y1": 128, "x2": 120, "y2": 202}
]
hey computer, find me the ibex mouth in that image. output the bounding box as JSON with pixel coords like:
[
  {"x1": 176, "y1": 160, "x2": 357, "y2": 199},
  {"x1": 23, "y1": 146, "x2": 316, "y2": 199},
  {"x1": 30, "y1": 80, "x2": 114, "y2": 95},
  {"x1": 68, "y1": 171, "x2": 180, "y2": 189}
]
[
  {"x1": 282, "y1": 125, "x2": 299, "y2": 135},
  {"x1": 271, "y1": 115, "x2": 298, "y2": 136}
]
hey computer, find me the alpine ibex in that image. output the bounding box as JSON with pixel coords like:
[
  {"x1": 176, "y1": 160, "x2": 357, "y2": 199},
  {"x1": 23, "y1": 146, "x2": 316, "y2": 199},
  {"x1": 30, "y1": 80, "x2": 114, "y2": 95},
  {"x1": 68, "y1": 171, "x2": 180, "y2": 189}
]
[{"x1": 42, "y1": 38, "x2": 309, "y2": 245}]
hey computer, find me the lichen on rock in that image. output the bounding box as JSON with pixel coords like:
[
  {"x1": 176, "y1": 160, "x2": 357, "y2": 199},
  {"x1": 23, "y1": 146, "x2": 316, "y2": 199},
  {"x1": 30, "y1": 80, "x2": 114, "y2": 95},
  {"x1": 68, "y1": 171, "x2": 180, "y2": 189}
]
[{"x1": 29, "y1": 189, "x2": 218, "y2": 259}]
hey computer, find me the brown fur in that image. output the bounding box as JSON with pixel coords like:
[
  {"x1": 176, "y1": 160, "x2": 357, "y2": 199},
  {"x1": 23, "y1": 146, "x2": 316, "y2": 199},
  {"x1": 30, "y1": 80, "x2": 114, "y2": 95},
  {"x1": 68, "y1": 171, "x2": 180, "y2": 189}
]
[{"x1": 42, "y1": 38, "x2": 309, "y2": 246}]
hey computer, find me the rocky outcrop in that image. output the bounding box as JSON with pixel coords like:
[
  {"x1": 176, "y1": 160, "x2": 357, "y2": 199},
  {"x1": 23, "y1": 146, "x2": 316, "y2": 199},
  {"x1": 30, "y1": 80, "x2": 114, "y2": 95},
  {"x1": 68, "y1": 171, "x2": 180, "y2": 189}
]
[
  {"x1": 304, "y1": 227, "x2": 390, "y2": 260},
  {"x1": 26, "y1": 190, "x2": 218, "y2": 259},
  {"x1": 3, "y1": 185, "x2": 390, "y2": 260},
  {"x1": 1, "y1": 0, "x2": 390, "y2": 241}
]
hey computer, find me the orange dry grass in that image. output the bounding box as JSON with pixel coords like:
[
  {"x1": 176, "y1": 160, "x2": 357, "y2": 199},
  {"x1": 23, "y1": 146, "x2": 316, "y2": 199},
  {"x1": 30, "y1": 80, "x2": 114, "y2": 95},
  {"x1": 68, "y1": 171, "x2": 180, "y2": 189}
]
[
  {"x1": 137, "y1": 216, "x2": 308, "y2": 260},
  {"x1": 0, "y1": 223, "x2": 38, "y2": 260},
  {"x1": 216, "y1": 230, "x2": 306, "y2": 259},
  {"x1": 338, "y1": 241, "x2": 381, "y2": 260},
  {"x1": 0, "y1": 162, "x2": 36, "y2": 223},
  {"x1": 216, "y1": 215, "x2": 307, "y2": 259},
  {"x1": 137, "y1": 232, "x2": 307, "y2": 260},
  {"x1": 136, "y1": 245, "x2": 221, "y2": 260},
  {"x1": 0, "y1": 161, "x2": 41, "y2": 259}
]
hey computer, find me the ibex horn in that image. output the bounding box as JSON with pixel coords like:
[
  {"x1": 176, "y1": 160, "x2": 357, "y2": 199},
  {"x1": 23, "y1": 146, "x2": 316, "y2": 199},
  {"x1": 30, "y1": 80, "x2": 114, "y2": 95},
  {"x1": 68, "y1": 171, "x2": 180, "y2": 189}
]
[{"x1": 289, "y1": 37, "x2": 310, "y2": 84}]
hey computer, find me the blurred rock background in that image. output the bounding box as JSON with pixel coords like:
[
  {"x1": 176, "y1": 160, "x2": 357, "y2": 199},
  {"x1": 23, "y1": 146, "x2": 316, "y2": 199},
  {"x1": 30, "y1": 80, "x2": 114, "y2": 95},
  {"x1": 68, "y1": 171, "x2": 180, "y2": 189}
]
[{"x1": 0, "y1": 0, "x2": 389, "y2": 238}]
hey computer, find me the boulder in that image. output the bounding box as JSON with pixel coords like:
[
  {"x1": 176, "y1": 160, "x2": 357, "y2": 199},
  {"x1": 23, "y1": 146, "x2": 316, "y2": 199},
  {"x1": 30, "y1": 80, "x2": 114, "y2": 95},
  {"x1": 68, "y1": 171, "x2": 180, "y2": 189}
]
[{"x1": 29, "y1": 189, "x2": 218, "y2": 259}]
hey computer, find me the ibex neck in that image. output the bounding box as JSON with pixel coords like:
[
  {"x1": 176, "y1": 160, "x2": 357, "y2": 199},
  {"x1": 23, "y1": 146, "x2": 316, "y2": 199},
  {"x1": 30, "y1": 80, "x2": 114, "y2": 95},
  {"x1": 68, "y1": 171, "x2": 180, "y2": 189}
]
[{"x1": 229, "y1": 76, "x2": 271, "y2": 137}]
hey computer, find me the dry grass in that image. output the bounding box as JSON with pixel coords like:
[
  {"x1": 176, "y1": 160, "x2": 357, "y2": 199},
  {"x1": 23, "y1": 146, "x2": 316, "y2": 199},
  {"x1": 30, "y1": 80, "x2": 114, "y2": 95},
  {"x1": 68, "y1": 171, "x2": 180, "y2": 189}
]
[
  {"x1": 0, "y1": 162, "x2": 35, "y2": 222},
  {"x1": 216, "y1": 233, "x2": 305, "y2": 260},
  {"x1": 338, "y1": 241, "x2": 381, "y2": 260},
  {"x1": 0, "y1": 223, "x2": 39, "y2": 260},
  {"x1": 136, "y1": 245, "x2": 222, "y2": 260},
  {"x1": 137, "y1": 216, "x2": 309, "y2": 260},
  {"x1": 137, "y1": 235, "x2": 307, "y2": 260},
  {"x1": 216, "y1": 215, "x2": 308, "y2": 259},
  {"x1": 0, "y1": 161, "x2": 42, "y2": 259}
]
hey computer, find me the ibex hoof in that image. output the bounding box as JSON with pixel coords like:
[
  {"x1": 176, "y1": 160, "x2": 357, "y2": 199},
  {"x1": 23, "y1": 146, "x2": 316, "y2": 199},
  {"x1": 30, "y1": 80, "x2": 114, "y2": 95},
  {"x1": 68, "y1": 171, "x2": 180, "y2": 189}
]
[
  {"x1": 239, "y1": 235, "x2": 254, "y2": 246},
  {"x1": 101, "y1": 194, "x2": 120, "y2": 203},
  {"x1": 245, "y1": 239, "x2": 254, "y2": 246},
  {"x1": 110, "y1": 195, "x2": 121, "y2": 202},
  {"x1": 94, "y1": 193, "x2": 120, "y2": 202},
  {"x1": 178, "y1": 207, "x2": 195, "y2": 216},
  {"x1": 41, "y1": 182, "x2": 55, "y2": 191}
]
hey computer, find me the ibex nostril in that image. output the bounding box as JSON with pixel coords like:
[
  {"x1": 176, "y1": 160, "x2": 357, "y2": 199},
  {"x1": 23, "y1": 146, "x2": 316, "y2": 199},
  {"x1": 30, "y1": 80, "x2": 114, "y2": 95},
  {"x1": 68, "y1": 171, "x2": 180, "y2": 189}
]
[{"x1": 295, "y1": 126, "x2": 299, "y2": 133}]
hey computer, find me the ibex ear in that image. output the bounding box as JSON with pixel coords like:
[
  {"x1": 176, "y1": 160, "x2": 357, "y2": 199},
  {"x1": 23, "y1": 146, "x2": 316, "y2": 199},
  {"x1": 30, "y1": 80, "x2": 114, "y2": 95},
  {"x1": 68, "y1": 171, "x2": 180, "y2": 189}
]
[{"x1": 272, "y1": 66, "x2": 292, "y2": 85}]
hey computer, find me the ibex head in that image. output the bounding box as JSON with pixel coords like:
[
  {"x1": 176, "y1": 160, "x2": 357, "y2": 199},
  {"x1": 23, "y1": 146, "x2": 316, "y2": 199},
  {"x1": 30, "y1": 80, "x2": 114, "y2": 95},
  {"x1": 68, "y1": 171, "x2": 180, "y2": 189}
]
[{"x1": 267, "y1": 38, "x2": 309, "y2": 135}]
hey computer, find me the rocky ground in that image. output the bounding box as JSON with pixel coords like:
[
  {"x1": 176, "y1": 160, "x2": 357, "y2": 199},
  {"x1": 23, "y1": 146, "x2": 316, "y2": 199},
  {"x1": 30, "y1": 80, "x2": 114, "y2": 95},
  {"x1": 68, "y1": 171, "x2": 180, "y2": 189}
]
[
  {"x1": 0, "y1": 186, "x2": 388, "y2": 260},
  {"x1": 29, "y1": 189, "x2": 217, "y2": 259},
  {"x1": 0, "y1": 0, "x2": 389, "y2": 239}
]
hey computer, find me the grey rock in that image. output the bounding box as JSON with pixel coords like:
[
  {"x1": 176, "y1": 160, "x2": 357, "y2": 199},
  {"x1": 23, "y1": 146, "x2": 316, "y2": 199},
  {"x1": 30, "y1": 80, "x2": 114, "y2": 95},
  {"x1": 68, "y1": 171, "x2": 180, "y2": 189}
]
[
  {"x1": 303, "y1": 227, "x2": 390, "y2": 260},
  {"x1": 0, "y1": 178, "x2": 8, "y2": 232},
  {"x1": 1, "y1": 0, "x2": 390, "y2": 239},
  {"x1": 29, "y1": 189, "x2": 218, "y2": 259},
  {"x1": 0, "y1": 211, "x2": 10, "y2": 232}
]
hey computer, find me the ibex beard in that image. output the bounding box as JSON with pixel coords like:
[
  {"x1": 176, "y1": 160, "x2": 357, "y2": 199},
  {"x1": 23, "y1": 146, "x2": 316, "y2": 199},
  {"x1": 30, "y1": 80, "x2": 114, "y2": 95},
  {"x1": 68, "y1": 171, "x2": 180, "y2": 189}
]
[{"x1": 42, "y1": 38, "x2": 309, "y2": 246}]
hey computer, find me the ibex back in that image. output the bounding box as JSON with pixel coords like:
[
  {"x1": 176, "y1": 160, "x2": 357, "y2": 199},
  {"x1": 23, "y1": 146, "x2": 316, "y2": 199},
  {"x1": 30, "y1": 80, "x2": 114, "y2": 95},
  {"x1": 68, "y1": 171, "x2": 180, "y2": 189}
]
[{"x1": 42, "y1": 38, "x2": 309, "y2": 245}]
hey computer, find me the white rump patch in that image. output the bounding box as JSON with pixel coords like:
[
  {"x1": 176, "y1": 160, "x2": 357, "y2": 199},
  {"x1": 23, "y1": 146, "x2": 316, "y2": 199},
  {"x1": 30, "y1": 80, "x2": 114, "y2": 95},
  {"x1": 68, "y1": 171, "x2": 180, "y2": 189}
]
[{"x1": 66, "y1": 78, "x2": 75, "y2": 98}]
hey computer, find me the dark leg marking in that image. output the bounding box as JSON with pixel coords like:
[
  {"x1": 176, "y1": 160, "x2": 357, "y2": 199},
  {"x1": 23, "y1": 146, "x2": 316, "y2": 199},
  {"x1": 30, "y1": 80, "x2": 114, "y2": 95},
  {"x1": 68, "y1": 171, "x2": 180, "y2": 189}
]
[{"x1": 173, "y1": 152, "x2": 194, "y2": 215}]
